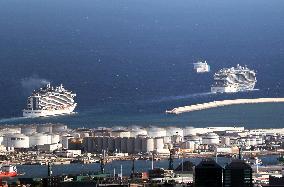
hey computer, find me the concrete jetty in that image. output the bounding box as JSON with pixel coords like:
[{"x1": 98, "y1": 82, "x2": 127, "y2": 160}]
[{"x1": 166, "y1": 98, "x2": 284, "y2": 114}]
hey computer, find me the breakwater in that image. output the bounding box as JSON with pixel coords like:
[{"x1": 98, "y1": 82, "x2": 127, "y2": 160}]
[{"x1": 166, "y1": 98, "x2": 284, "y2": 114}]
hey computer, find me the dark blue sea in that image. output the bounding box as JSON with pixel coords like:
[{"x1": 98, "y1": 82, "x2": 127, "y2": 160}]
[{"x1": 0, "y1": 0, "x2": 284, "y2": 128}]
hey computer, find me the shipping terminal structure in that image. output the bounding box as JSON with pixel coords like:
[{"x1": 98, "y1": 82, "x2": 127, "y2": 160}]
[
  {"x1": 211, "y1": 64, "x2": 257, "y2": 93},
  {"x1": 23, "y1": 83, "x2": 77, "y2": 118}
]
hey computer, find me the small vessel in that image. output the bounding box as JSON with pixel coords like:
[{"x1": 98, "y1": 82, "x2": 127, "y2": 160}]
[
  {"x1": 23, "y1": 83, "x2": 77, "y2": 118},
  {"x1": 211, "y1": 64, "x2": 257, "y2": 93},
  {"x1": 0, "y1": 165, "x2": 17, "y2": 178},
  {"x1": 193, "y1": 61, "x2": 210, "y2": 73}
]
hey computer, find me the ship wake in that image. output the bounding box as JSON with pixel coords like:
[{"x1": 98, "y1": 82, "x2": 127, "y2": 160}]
[
  {"x1": 0, "y1": 117, "x2": 28, "y2": 123},
  {"x1": 150, "y1": 92, "x2": 215, "y2": 103}
]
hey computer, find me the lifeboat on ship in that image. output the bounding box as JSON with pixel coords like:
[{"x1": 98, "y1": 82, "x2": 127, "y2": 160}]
[{"x1": 0, "y1": 165, "x2": 17, "y2": 178}]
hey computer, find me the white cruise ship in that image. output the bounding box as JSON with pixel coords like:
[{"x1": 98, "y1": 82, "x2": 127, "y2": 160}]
[
  {"x1": 23, "y1": 83, "x2": 77, "y2": 117},
  {"x1": 211, "y1": 64, "x2": 256, "y2": 93},
  {"x1": 193, "y1": 61, "x2": 210, "y2": 73}
]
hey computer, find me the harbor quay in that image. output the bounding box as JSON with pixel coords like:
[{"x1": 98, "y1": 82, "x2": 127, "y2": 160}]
[{"x1": 0, "y1": 124, "x2": 284, "y2": 186}]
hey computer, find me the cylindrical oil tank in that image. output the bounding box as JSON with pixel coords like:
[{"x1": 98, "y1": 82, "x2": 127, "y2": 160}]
[
  {"x1": 94, "y1": 137, "x2": 103, "y2": 153},
  {"x1": 21, "y1": 126, "x2": 37, "y2": 135},
  {"x1": 127, "y1": 137, "x2": 135, "y2": 154},
  {"x1": 142, "y1": 138, "x2": 154, "y2": 153},
  {"x1": 134, "y1": 137, "x2": 142, "y2": 153},
  {"x1": 3, "y1": 134, "x2": 29, "y2": 148},
  {"x1": 0, "y1": 136, "x2": 3, "y2": 145},
  {"x1": 1, "y1": 128, "x2": 21, "y2": 134},
  {"x1": 202, "y1": 133, "x2": 219, "y2": 145},
  {"x1": 147, "y1": 127, "x2": 166, "y2": 138},
  {"x1": 114, "y1": 137, "x2": 122, "y2": 152},
  {"x1": 130, "y1": 128, "x2": 147, "y2": 137},
  {"x1": 52, "y1": 124, "x2": 68, "y2": 133},
  {"x1": 120, "y1": 137, "x2": 128, "y2": 153},
  {"x1": 183, "y1": 127, "x2": 196, "y2": 136},
  {"x1": 166, "y1": 127, "x2": 183, "y2": 137},
  {"x1": 50, "y1": 134, "x2": 60, "y2": 144},
  {"x1": 112, "y1": 130, "x2": 131, "y2": 138},
  {"x1": 221, "y1": 136, "x2": 231, "y2": 146},
  {"x1": 184, "y1": 135, "x2": 202, "y2": 144},
  {"x1": 29, "y1": 133, "x2": 52, "y2": 147},
  {"x1": 108, "y1": 137, "x2": 115, "y2": 152},
  {"x1": 154, "y1": 137, "x2": 164, "y2": 150},
  {"x1": 37, "y1": 125, "x2": 52, "y2": 133}
]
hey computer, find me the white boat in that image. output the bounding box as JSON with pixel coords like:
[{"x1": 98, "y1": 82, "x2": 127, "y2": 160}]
[
  {"x1": 193, "y1": 61, "x2": 210, "y2": 73},
  {"x1": 23, "y1": 83, "x2": 77, "y2": 118},
  {"x1": 211, "y1": 64, "x2": 256, "y2": 93}
]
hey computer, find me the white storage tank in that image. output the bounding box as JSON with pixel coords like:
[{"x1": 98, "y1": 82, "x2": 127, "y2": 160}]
[
  {"x1": 147, "y1": 127, "x2": 166, "y2": 138},
  {"x1": 202, "y1": 133, "x2": 219, "y2": 145},
  {"x1": 1, "y1": 128, "x2": 21, "y2": 135},
  {"x1": 142, "y1": 138, "x2": 154, "y2": 153},
  {"x1": 52, "y1": 124, "x2": 68, "y2": 133},
  {"x1": 37, "y1": 125, "x2": 52, "y2": 133},
  {"x1": 221, "y1": 136, "x2": 231, "y2": 146},
  {"x1": 29, "y1": 133, "x2": 52, "y2": 147},
  {"x1": 166, "y1": 127, "x2": 183, "y2": 137},
  {"x1": 50, "y1": 134, "x2": 60, "y2": 144},
  {"x1": 0, "y1": 136, "x2": 3, "y2": 145},
  {"x1": 130, "y1": 128, "x2": 147, "y2": 137},
  {"x1": 154, "y1": 137, "x2": 164, "y2": 151},
  {"x1": 3, "y1": 134, "x2": 29, "y2": 148},
  {"x1": 21, "y1": 126, "x2": 37, "y2": 135},
  {"x1": 112, "y1": 130, "x2": 131, "y2": 138},
  {"x1": 183, "y1": 127, "x2": 196, "y2": 136},
  {"x1": 184, "y1": 135, "x2": 202, "y2": 144}
]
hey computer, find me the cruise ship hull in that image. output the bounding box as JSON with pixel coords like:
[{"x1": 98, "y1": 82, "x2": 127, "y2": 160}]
[
  {"x1": 211, "y1": 84, "x2": 255, "y2": 93},
  {"x1": 23, "y1": 105, "x2": 76, "y2": 118}
]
